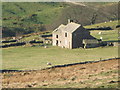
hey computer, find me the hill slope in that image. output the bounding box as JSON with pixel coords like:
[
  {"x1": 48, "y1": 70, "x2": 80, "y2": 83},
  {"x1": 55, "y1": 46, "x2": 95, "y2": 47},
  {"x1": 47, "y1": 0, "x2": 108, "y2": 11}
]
[{"x1": 2, "y1": 2, "x2": 118, "y2": 37}]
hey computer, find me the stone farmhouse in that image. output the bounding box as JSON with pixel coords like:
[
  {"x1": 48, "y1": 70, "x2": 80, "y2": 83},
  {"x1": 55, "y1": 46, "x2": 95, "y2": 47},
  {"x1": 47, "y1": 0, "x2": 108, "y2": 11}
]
[{"x1": 52, "y1": 20, "x2": 99, "y2": 49}]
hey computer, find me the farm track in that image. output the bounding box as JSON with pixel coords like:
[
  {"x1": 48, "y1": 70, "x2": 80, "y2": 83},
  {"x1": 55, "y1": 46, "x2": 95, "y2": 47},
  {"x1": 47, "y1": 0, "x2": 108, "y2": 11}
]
[{"x1": 2, "y1": 58, "x2": 119, "y2": 88}]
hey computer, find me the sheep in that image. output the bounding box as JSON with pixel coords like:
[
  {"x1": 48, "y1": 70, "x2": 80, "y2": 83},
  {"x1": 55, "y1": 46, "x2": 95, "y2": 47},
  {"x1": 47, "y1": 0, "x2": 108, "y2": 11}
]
[
  {"x1": 98, "y1": 32, "x2": 102, "y2": 35},
  {"x1": 100, "y1": 37, "x2": 103, "y2": 40},
  {"x1": 47, "y1": 62, "x2": 52, "y2": 66},
  {"x1": 44, "y1": 46, "x2": 48, "y2": 48},
  {"x1": 62, "y1": 46, "x2": 64, "y2": 48}
]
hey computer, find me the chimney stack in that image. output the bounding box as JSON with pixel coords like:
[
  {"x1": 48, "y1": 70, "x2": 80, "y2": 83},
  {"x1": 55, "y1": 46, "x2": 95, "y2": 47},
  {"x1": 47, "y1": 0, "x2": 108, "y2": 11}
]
[
  {"x1": 68, "y1": 19, "x2": 73, "y2": 23},
  {"x1": 68, "y1": 19, "x2": 70, "y2": 23}
]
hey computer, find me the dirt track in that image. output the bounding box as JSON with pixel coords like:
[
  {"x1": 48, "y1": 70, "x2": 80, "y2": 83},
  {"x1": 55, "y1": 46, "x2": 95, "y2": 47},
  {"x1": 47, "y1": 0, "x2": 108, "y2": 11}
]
[{"x1": 2, "y1": 59, "x2": 119, "y2": 88}]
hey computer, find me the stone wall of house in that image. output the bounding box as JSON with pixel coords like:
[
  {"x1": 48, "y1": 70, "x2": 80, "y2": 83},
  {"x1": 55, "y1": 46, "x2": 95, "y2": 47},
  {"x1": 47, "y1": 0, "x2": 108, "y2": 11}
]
[
  {"x1": 52, "y1": 30, "x2": 72, "y2": 49},
  {"x1": 72, "y1": 26, "x2": 92, "y2": 48},
  {"x1": 52, "y1": 24, "x2": 96, "y2": 49},
  {"x1": 61, "y1": 31, "x2": 72, "y2": 49},
  {"x1": 52, "y1": 33, "x2": 57, "y2": 46},
  {"x1": 52, "y1": 32, "x2": 61, "y2": 46}
]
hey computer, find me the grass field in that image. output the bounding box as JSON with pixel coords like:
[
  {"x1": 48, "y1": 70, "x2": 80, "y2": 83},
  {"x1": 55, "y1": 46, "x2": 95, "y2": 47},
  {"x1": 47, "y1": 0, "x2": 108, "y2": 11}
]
[
  {"x1": 2, "y1": 26, "x2": 118, "y2": 70},
  {"x1": 86, "y1": 20, "x2": 118, "y2": 41},
  {"x1": 85, "y1": 20, "x2": 118, "y2": 29},
  {"x1": 2, "y1": 18, "x2": 118, "y2": 70},
  {"x1": 90, "y1": 30, "x2": 118, "y2": 41},
  {"x1": 2, "y1": 46, "x2": 118, "y2": 70}
]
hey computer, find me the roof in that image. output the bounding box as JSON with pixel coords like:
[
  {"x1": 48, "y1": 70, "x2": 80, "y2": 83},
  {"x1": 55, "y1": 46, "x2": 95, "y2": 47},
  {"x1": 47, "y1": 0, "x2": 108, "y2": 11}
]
[
  {"x1": 53, "y1": 22, "x2": 81, "y2": 33},
  {"x1": 64, "y1": 22, "x2": 81, "y2": 33},
  {"x1": 53, "y1": 24, "x2": 66, "y2": 33}
]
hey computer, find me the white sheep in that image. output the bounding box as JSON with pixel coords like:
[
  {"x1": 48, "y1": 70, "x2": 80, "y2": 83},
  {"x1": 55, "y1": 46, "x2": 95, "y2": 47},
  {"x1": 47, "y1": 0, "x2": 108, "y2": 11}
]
[
  {"x1": 44, "y1": 46, "x2": 48, "y2": 48},
  {"x1": 47, "y1": 62, "x2": 52, "y2": 65},
  {"x1": 98, "y1": 32, "x2": 102, "y2": 35},
  {"x1": 110, "y1": 20, "x2": 112, "y2": 22},
  {"x1": 100, "y1": 37, "x2": 103, "y2": 40}
]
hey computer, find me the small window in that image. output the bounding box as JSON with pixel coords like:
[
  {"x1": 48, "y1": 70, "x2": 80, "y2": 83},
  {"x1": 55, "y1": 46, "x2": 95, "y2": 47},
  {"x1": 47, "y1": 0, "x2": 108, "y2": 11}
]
[
  {"x1": 65, "y1": 33, "x2": 67, "y2": 37},
  {"x1": 56, "y1": 35, "x2": 58, "y2": 38}
]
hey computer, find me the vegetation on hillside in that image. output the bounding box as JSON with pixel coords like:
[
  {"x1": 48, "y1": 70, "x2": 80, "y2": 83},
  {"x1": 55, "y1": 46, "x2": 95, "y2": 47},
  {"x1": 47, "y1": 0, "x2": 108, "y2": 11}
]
[
  {"x1": 2, "y1": 2, "x2": 118, "y2": 37},
  {"x1": 2, "y1": 2, "x2": 67, "y2": 37},
  {"x1": 85, "y1": 20, "x2": 118, "y2": 29}
]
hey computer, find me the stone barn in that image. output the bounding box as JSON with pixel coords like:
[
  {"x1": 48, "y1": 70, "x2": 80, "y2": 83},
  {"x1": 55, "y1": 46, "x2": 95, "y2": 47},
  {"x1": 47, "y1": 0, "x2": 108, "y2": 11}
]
[
  {"x1": 83, "y1": 39, "x2": 99, "y2": 48},
  {"x1": 52, "y1": 21, "x2": 97, "y2": 49}
]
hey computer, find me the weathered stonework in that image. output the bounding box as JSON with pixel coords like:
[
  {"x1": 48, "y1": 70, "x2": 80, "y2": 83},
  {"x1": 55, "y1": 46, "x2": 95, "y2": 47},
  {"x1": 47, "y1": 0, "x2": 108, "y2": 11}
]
[{"x1": 52, "y1": 22, "x2": 96, "y2": 49}]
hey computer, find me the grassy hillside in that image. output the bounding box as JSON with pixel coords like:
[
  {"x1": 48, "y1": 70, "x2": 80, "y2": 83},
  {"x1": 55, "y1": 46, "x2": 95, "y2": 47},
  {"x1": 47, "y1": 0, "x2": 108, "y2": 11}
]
[
  {"x1": 85, "y1": 20, "x2": 118, "y2": 29},
  {"x1": 2, "y1": 24, "x2": 118, "y2": 70},
  {"x1": 2, "y1": 2, "x2": 69, "y2": 37},
  {"x1": 57, "y1": 2, "x2": 118, "y2": 25},
  {"x1": 2, "y1": 2, "x2": 66, "y2": 25},
  {"x1": 85, "y1": 20, "x2": 118, "y2": 41},
  {"x1": 2, "y1": 2, "x2": 118, "y2": 37},
  {"x1": 90, "y1": 30, "x2": 118, "y2": 41},
  {"x1": 2, "y1": 23, "x2": 118, "y2": 70}
]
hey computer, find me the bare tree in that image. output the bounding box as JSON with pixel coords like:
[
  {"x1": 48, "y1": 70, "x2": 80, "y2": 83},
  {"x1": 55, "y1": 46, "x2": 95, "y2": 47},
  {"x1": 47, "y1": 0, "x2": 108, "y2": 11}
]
[{"x1": 91, "y1": 13, "x2": 98, "y2": 24}]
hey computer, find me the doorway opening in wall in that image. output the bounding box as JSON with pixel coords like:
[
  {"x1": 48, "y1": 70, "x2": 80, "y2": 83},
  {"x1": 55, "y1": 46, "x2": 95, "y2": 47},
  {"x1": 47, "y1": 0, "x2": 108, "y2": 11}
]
[{"x1": 56, "y1": 40, "x2": 58, "y2": 46}]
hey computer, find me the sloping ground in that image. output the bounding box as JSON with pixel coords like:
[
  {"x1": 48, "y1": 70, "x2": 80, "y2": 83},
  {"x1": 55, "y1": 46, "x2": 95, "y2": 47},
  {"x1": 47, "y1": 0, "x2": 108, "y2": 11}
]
[
  {"x1": 85, "y1": 20, "x2": 118, "y2": 29},
  {"x1": 2, "y1": 2, "x2": 118, "y2": 37},
  {"x1": 2, "y1": 59, "x2": 119, "y2": 88}
]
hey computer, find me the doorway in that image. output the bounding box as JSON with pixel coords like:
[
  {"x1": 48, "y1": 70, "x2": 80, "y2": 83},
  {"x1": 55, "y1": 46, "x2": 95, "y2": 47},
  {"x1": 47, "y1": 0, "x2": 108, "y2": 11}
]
[{"x1": 56, "y1": 40, "x2": 58, "y2": 46}]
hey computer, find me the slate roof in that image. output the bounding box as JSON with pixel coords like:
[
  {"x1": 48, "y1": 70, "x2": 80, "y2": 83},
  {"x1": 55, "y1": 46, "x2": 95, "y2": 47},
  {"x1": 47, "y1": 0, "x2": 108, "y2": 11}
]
[
  {"x1": 64, "y1": 22, "x2": 81, "y2": 33},
  {"x1": 53, "y1": 22, "x2": 81, "y2": 33},
  {"x1": 53, "y1": 24, "x2": 66, "y2": 33}
]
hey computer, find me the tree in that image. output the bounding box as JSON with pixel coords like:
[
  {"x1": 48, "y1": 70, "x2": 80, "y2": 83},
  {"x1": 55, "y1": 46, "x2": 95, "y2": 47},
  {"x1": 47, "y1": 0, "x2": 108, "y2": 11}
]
[
  {"x1": 91, "y1": 13, "x2": 98, "y2": 24},
  {"x1": 39, "y1": 24, "x2": 46, "y2": 31}
]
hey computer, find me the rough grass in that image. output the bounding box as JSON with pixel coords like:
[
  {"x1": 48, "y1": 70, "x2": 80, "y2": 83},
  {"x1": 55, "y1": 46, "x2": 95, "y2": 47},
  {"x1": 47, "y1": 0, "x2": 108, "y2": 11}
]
[
  {"x1": 2, "y1": 58, "x2": 118, "y2": 88},
  {"x1": 35, "y1": 63, "x2": 118, "y2": 88}
]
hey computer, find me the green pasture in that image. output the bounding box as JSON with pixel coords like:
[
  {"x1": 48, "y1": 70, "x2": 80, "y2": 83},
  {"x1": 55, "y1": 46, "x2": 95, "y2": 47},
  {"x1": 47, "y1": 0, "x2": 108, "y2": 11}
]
[
  {"x1": 2, "y1": 26, "x2": 118, "y2": 70},
  {"x1": 85, "y1": 20, "x2": 118, "y2": 29},
  {"x1": 2, "y1": 46, "x2": 118, "y2": 70},
  {"x1": 90, "y1": 29, "x2": 118, "y2": 41},
  {"x1": 2, "y1": 2, "x2": 65, "y2": 26},
  {"x1": 85, "y1": 20, "x2": 118, "y2": 41}
]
